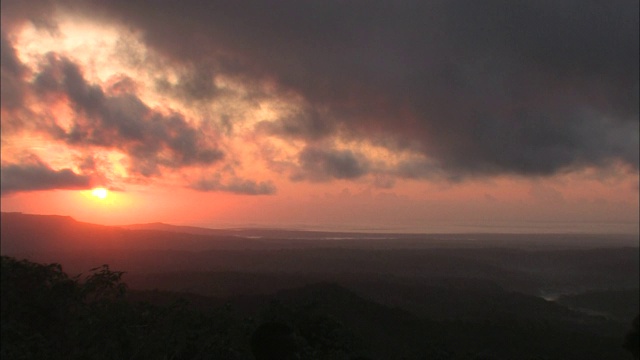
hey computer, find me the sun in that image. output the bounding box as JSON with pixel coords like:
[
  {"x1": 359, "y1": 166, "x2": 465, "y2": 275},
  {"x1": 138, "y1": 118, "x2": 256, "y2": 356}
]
[{"x1": 91, "y1": 187, "x2": 109, "y2": 199}]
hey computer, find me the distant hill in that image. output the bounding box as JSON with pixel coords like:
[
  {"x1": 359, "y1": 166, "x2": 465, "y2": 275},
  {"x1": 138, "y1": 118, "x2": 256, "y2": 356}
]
[
  {"x1": 0, "y1": 212, "x2": 258, "y2": 254},
  {"x1": 229, "y1": 282, "x2": 632, "y2": 359},
  {"x1": 558, "y1": 289, "x2": 640, "y2": 321},
  {"x1": 122, "y1": 222, "x2": 230, "y2": 235},
  {"x1": 127, "y1": 281, "x2": 633, "y2": 359},
  {"x1": 2, "y1": 212, "x2": 639, "y2": 295},
  {"x1": 121, "y1": 221, "x2": 387, "y2": 239},
  {"x1": 5, "y1": 212, "x2": 639, "y2": 250}
]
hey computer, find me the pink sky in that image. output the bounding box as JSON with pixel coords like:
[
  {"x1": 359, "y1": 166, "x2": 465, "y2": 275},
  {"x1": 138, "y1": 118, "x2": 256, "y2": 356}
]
[{"x1": 1, "y1": 1, "x2": 638, "y2": 234}]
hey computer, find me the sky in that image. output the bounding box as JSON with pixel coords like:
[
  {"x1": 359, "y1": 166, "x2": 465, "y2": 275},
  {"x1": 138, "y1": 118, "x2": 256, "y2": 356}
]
[{"x1": 1, "y1": 0, "x2": 638, "y2": 234}]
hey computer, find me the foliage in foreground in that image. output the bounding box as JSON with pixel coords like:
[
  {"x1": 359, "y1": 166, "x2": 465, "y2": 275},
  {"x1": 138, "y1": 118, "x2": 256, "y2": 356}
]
[
  {"x1": 1, "y1": 256, "x2": 362, "y2": 360},
  {"x1": 2, "y1": 256, "x2": 638, "y2": 360},
  {"x1": 1, "y1": 256, "x2": 247, "y2": 359}
]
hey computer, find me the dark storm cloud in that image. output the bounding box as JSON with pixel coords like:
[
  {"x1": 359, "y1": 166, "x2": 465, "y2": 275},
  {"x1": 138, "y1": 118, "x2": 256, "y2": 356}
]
[
  {"x1": 1, "y1": 31, "x2": 27, "y2": 110},
  {"x1": 33, "y1": 54, "x2": 224, "y2": 176},
  {"x1": 1, "y1": 158, "x2": 93, "y2": 195},
  {"x1": 5, "y1": 0, "x2": 640, "y2": 179},
  {"x1": 155, "y1": 65, "x2": 221, "y2": 103},
  {"x1": 256, "y1": 107, "x2": 334, "y2": 141},
  {"x1": 451, "y1": 1, "x2": 638, "y2": 93},
  {"x1": 191, "y1": 176, "x2": 276, "y2": 195},
  {"x1": 294, "y1": 146, "x2": 369, "y2": 181},
  {"x1": 0, "y1": 31, "x2": 23, "y2": 76},
  {"x1": 79, "y1": 0, "x2": 638, "y2": 177}
]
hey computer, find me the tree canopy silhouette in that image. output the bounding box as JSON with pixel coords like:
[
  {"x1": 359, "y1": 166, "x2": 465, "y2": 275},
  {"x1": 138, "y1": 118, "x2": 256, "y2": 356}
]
[{"x1": 625, "y1": 315, "x2": 639, "y2": 359}]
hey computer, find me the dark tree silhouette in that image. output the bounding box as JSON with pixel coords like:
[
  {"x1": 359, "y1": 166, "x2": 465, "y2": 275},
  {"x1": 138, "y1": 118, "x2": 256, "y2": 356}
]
[
  {"x1": 624, "y1": 315, "x2": 639, "y2": 359},
  {"x1": 251, "y1": 322, "x2": 300, "y2": 360},
  {"x1": 1, "y1": 256, "x2": 249, "y2": 359}
]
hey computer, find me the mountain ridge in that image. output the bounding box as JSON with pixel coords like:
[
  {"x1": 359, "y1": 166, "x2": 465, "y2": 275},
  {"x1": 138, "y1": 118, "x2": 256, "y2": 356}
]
[{"x1": 3, "y1": 212, "x2": 638, "y2": 249}]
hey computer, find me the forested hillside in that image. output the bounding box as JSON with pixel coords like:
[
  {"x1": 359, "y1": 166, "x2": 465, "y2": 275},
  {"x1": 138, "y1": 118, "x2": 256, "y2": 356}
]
[{"x1": 2, "y1": 256, "x2": 638, "y2": 359}]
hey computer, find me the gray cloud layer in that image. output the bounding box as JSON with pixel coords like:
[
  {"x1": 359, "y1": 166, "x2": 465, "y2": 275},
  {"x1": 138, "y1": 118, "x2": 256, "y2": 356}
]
[
  {"x1": 191, "y1": 176, "x2": 276, "y2": 195},
  {"x1": 294, "y1": 146, "x2": 369, "y2": 181},
  {"x1": 2, "y1": 0, "x2": 638, "y2": 184},
  {"x1": 1, "y1": 30, "x2": 27, "y2": 110},
  {"x1": 1, "y1": 159, "x2": 93, "y2": 195}
]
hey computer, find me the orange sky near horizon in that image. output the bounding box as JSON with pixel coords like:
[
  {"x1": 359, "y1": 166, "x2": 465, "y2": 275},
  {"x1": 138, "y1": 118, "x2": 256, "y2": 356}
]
[
  {"x1": 2, "y1": 173, "x2": 637, "y2": 234},
  {"x1": 1, "y1": 2, "x2": 638, "y2": 234}
]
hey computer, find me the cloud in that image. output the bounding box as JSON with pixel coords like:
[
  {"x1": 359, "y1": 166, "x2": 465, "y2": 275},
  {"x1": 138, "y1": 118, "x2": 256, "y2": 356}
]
[
  {"x1": 155, "y1": 65, "x2": 222, "y2": 103},
  {"x1": 293, "y1": 146, "x2": 369, "y2": 181},
  {"x1": 1, "y1": 31, "x2": 27, "y2": 110},
  {"x1": 0, "y1": 0, "x2": 57, "y2": 31},
  {"x1": 257, "y1": 106, "x2": 335, "y2": 141},
  {"x1": 33, "y1": 54, "x2": 224, "y2": 176},
  {"x1": 0, "y1": 31, "x2": 23, "y2": 76},
  {"x1": 77, "y1": 0, "x2": 637, "y2": 178},
  {"x1": 2, "y1": 0, "x2": 638, "y2": 184},
  {"x1": 1, "y1": 157, "x2": 93, "y2": 195},
  {"x1": 191, "y1": 176, "x2": 276, "y2": 195}
]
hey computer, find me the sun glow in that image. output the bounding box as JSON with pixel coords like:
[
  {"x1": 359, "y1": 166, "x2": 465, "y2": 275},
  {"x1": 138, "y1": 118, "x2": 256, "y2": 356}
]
[{"x1": 91, "y1": 188, "x2": 109, "y2": 199}]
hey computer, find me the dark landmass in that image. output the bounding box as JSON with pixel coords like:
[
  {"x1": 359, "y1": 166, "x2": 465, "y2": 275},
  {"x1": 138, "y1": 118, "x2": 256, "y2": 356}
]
[
  {"x1": 3, "y1": 213, "x2": 637, "y2": 295},
  {"x1": 558, "y1": 289, "x2": 640, "y2": 321},
  {"x1": 123, "y1": 219, "x2": 640, "y2": 249},
  {"x1": 1, "y1": 212, "x2": 638, "y2": 359}
]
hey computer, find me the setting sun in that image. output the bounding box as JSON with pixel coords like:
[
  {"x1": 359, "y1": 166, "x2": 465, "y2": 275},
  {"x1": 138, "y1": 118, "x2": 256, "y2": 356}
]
[{"x1": 91, "y1": 188, "x2": 108, "y2": 199}]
